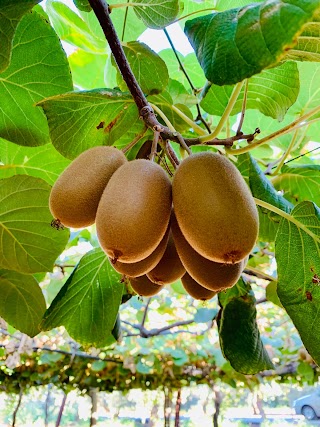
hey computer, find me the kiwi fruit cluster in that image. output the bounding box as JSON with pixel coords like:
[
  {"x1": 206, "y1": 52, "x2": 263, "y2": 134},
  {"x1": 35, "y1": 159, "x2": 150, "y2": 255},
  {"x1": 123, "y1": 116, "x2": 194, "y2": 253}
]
[{"x1": 50, "y1": 148, "x2": 258, "y2": 301}]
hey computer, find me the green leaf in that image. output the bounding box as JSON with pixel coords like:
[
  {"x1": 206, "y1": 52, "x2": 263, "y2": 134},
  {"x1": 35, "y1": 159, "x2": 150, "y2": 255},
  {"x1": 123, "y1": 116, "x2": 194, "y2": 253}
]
[
  {"x1": 38, "y1": 90, "x2": 144, "y2": 159},
  {"x1": 0, "y1": 139, "x2": 70, "y2": 185},
  {"x1": 133, "y1": 0, "x2": 180, "y2": 29},
  {"x1": 185, "y1": 0, "x2": 320, "y2": 86},
  {"x1": 219, "y1": 276, "x2": 251, "y2": 308},
  {"x1": 297, "y1": 361, "x2": 315, "y2": 382},
  {"x1": 285, "y1": 10, "x2": 320, "y2": 62},
  {"x1": 200, "y1": 62, "x2": 299, "y2": 121},
  {"x1": 0, "y1": 0, "x2": 40, "y2": 73},
  {"x1": 41, "y1": 248, "x2": 124, "y2": 347},
  {"x1": 159, "y1": 50, "x2": 206, "y2": 88},
  {"x1": 265, "y1": 281, "x2": 283, "y2": 308},
  {"x1": 218, "y1": 285, "x2": 274, "y2": 374},
  {"x1": 0, "y1": 175, "x2": 69, "y2": 273},
  {"x1": 46, "y1": 0, "x2": 106, "y2": 52},
  {"x1": 276, "y1": 201, "x2": 320, "y2": 366},
  {"x1": 91, "y1": 360, "x2": 106, "y2": 371},
  {"x1": 148, "y1": 91, "x2": 194, "y2": 133},
  {"x1": 290, "y1": 62, "x2": 320, "y2": 115},
  {"x1": 73, "y1": 0, "x2": 92, "y2": 12},
  {"x1": 69, "y1": 50, "x2": 108, "y2": 90},
  {"x1": 272, "y1": 164, "x2": 320, "y2": 206},
  {"x1": 0, "y1": 269, "x2": 46, "y2": 337},
  {"x1": 115, "y1": 42, "x2": 169, "y2": 95},
  {"x1": 0, "y1": 10, "x2": 73, "y2": 147},
  {"x1": 236, "y1": 154, "x2": 293, "y2": 241}
]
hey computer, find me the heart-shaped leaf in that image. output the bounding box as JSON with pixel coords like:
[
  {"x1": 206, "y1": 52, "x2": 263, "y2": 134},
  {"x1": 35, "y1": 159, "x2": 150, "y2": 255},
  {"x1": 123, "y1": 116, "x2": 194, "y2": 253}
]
[
  {"x1": 41, "y1": 248, "x2": 124, "y2": 347},
  {"x1": 185, "y1": 0, "x2": 320, "y2": 85},
  {"x1": 0, "y1": 10, "x2": 73, "y2": 147},
  {"x1": 0, "y1": 269, "x2": 46, "y2": 337}
]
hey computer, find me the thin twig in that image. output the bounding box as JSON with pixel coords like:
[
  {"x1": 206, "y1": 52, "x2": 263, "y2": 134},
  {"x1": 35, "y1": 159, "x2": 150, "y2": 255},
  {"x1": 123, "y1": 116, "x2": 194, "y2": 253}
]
[
  {"x1": 236, "y1": 79, "x2": 248, "y2": 135},
  {"x1": 141, "y1": 298, "x2": 151, "y2": 328}
]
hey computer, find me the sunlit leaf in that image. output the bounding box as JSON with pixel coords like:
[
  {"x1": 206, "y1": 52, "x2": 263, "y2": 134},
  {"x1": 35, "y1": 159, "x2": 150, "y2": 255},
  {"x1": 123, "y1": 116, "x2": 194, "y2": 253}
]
[
  {"x1": 185, "y1": 0, "x2": 320, "y2": 85},
  {"x1": 0, "y1": 175, "x2": 69, "y2": 273},
  {"x1": 201, "y1": 62, "x2": 299, "y2": 121},
  {"x1": 0, "y1": 0, "x2": 40, "y2": 73},
  {"x1": 0, "y1": 10, "x2": 73, "y2": 146},
  {"x1": 0, "y1": 269, "x2": 46, "y2": 337},
  {"x1": 133, "y1": 0, "x2": 180, "y2": 29},
  {"x1": 0, "y1": 139, "x2": 70, "y2": 185},
  {"x1": 276, "y1": 201, "x2": 320, "y2": 366},
  {"x1": 46, "y1": 0, "x2": 106, "y2": 52},
  {"x1": 41, "y1": 248, "x2": 124, "y2": 347},
  {"x1": 273, "y1": 164, "x2": 320, "y2": 206},
  {"x1": 69, "y1": 50, "x2": 108, "y2": 90}
]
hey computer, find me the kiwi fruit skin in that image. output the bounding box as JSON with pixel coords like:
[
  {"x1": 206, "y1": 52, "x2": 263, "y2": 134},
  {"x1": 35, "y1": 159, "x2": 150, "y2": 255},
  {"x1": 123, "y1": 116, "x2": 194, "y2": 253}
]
[
  {"x1": 147, "y1": 231, "x2": 186, "y2": 285},
  {"x1": 49, "y1": 146, "x2": 127, "y2": 228},
  {"x1": 171, "y1": 214, "x2": 246, "y2": 291},
  {"x1": 96, "y1": 159, "x2": 172, "y2": 263},
  {"x1": 129, "y1": 275, "x2": 164, "y2": 297},
  {"x1": 110, "y1": 227, "x2": 170, "y2": 277},
  {"x1": 181, "y1": 273, "x2": 217, "y2": 301},
  {"x1": 172, "y1": 152, "x2": 258, "y2": 263}
]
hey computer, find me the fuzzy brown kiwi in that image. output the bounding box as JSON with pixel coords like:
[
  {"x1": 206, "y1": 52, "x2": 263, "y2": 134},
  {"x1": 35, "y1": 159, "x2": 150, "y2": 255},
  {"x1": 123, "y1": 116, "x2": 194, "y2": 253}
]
[
  {"x1": 110, "y1": 227, "x2": 170, "y2": 277},
  {"x1": 181, "y1": 273, "x2": 217, "y2": 301},
  {"x1": 147, "y1": 231, "x2": 185, "y2": 285},
  {"x1": 49, "y1": 146, "x2": 127, "y2": 228},
  {"x1": 96, "y1": 159, "x2": 172, "y2": 263},
  {"x1": 129, "y1": 275, "x2": 164, "y2": 297},
  {"x1": 172, "y1": 152, "x2": 258, "y2": 263},
  {"x1": 171, "y1": 214, "x2": 246, "y2": 291}
]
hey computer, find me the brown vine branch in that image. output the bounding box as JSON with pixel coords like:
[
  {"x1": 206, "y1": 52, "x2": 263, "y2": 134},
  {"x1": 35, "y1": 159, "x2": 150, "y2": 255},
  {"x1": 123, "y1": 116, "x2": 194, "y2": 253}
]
[
  {"x1": 12, "y1": 384, "x2": 23, "y2": 427},
  {"x1": 87, "y1": 0, "x2": 233, "y2": 148}
]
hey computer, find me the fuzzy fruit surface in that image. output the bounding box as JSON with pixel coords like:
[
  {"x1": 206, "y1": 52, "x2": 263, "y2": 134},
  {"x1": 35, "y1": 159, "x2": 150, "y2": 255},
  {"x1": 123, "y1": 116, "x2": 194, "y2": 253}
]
[
  {"x1": 147, "y1": 231, "x2": 185, "y2": 285},
  {"x1": 129, "y1": 275, "x2": 164, "y2": 297},
  {"x1": 172, "y1": 152, "x2": 259, "y2": 263},
  {"x1": 96, "y1": 159, "x2": 172, "y2": 263},
  {"x1": 49, "y1": 146, "x2": 127, "y2": 228},
  {"x1": 171, "y1": 213, "x2": 246, "y2": 291},
  {"x1": 181, "y1": 272, "x2": 217, "y2": 301},
  {"x1": 110, "y1": 227, "x2": 170, "y2": 277}
]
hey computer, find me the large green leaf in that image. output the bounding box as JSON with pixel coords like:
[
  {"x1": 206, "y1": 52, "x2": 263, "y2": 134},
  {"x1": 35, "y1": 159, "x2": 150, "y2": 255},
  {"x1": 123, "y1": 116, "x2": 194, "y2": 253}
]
[
  {"x1": 41, "y1": 248, "x2": 124, "y2": 347},
  {"x1": 0, "y1": 269, "x2": 46, "y2": 337},
  {"x1": 200, "y1": 62, "x2": 299, "y2": 121},
  {"x1": 0, "y1": 175, "x2": 69, "y2": 273},
  {"x1": 73, "y1": 0, "x2": 92, "y2": 12},
  {"x1": 285, "y1": 10, "x2": 320, "y2": 62},
  {"x1": 38, "y1": 90, "x2": 144, "y2": 159},
  {"x1": 236, "y1": 154, "x2": 293, "y2": 241},
  {"x1": 69, "y1": 50, "x2": 108, "y2": 90},
  {"x1": 272, "y1": 164, "x2": 320, "y2": 206},
  {"x1": 133, "y1": 0, "x2": 180, "y2": 29},
  {"x1": 46, "y1": 0, "x2": 106, "y2": 52},
  {"x1": 0, "y1": 0, "x2": 40, "y2": 73},
  {"x1": 218, "y1": 278, "x2": 274, "y2": 374},
  {"x1": 115, "y1": 42, "x2": 169, "y2": 95},
  {"x1": 0, "y1": 10, "x2": 72, "y2": 147},
  {"x1": 276, "y1": 201, "x2": 320, "y2": 366},
  {"x1": 185, "y1": 0, "x2": 320, "y2": 85},
  {"x1": 0, "y1": 139, "x2": 70, "y2": 185}
]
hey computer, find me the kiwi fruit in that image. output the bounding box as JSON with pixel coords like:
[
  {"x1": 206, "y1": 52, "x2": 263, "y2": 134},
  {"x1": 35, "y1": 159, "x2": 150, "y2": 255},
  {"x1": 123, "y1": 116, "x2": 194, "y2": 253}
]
[
  {"x1": 49, "y1": 146, "x2": 127, "y2": 228},
  {"x1": 147, "y1": 231, "x2": 185, "y2": 285},
  {"x1": 172, "y1": 152, "x2": 258, "y2": 263},
  {"x1": 181, "y1": 273, "x2": 217, "y2": 301},
  {"x1": 129, "y1": 275, "x2": 164, "y2": 297},
  {"x1": 96, "y1": 159, "x2": 172, "y2": 263},
  {"x1": 110, "y1": 227, "x2": 170, "y2": 277},
  {"x1": 171, "y1": 214, "x2": 246, "y2": 291}
]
